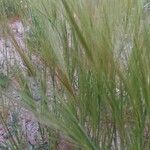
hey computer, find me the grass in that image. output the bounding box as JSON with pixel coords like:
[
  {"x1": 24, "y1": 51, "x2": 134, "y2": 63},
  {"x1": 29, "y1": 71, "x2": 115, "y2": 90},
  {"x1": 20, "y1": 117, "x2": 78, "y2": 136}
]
[
  {"x1": 0, "y1": 0, "x2": 29, "y2": 19},
  {"x1": 0, "y1": 0, "x2": 150, "y2": 149},
  {"x1": 0, "y1": 73, "x2": 9, "y2": 88}
]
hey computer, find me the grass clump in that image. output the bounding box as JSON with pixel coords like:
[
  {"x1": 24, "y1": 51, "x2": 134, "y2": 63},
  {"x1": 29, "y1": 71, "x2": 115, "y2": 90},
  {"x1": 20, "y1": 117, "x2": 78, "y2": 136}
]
[{"x1": 0, "y1": 0, "x2": 150, "y2": 149}]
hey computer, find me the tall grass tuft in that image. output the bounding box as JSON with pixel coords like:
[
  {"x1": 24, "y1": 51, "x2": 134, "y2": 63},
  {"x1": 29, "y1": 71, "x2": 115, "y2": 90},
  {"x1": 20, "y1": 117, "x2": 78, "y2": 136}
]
[{"x1": 0, "y1": 0, "x2": 150, "y2": 149}]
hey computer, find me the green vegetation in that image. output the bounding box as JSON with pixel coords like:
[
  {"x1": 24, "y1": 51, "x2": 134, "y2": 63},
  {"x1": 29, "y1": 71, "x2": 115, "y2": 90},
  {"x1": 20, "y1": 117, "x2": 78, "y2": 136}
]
[
  {"x1": 0, "y1": 73, "x2": 9, "y2": 88},
  {"x1": 0, "y1": 0, "x2": 29, "y2": 20},
  {"x1": 0, "y1": 0, "x2": 150, "y2": 149}
]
